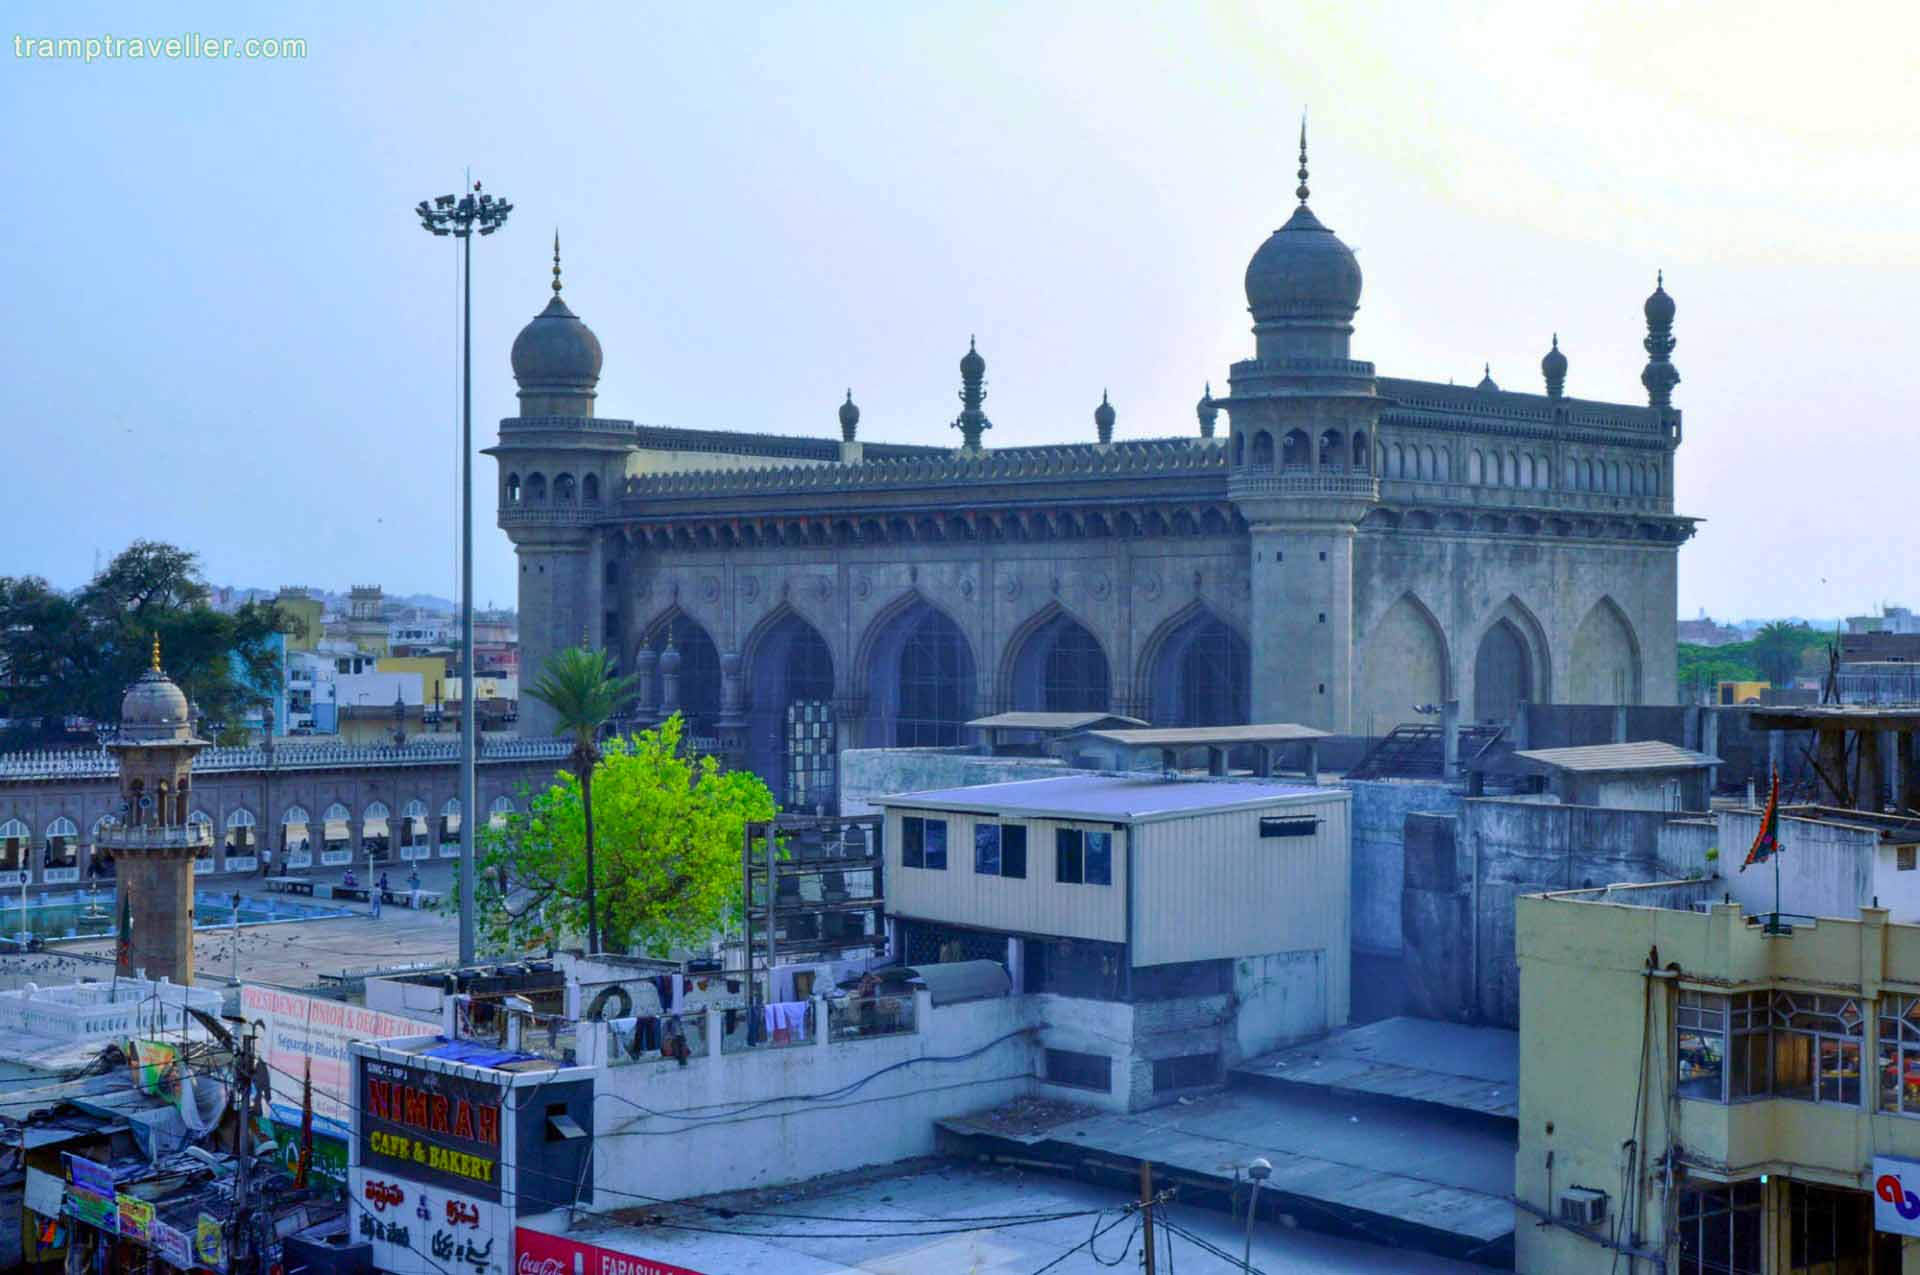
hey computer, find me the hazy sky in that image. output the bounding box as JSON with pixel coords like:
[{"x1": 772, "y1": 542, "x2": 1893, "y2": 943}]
[{"x1": 5, "y1": 2, "x2": 1916, "y2": 621}]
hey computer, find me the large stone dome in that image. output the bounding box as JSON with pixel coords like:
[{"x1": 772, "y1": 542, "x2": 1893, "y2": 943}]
[
  {"x1": 1244, "y1": 203, "x2": 1363, "y2": 324},
  {"x1": 118, "y1": 666, "x2": 193, "y2": 744},
  {"x1": 510, "y1": 294, "x2": 603, "y2": 396}
]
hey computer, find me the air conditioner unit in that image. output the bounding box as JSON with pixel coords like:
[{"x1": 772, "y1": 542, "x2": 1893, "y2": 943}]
[{"x1": 1558, "y1": 1188, "x2": 1609, "y2": 1227}]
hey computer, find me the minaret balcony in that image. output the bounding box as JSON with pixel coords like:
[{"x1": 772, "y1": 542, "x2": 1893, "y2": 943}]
[
  {"x1": 96, "y1": 824, "x2": 213, "y2": 854},
  {"x1": 1228, "y1": 468, "x2": 1380, "y2": 502}
]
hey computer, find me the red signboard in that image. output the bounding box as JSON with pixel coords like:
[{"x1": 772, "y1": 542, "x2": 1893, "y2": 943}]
[{"x1": 516, "y1": 1227, "x2": 705, "y2": 1275}]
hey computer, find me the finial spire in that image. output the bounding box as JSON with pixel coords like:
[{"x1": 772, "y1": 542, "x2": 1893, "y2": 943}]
[
  {"x1": 1295, "y1": 113, "x2": 1310, "y2": 204},
  {"x1": 551, "y1": 231, "x2": 563, "y2": 295},
  {"x1": 150, "y1": 635, "x2": 161, "y2": 673}
]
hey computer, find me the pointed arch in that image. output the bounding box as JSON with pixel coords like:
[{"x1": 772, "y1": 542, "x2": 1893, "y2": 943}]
[
  {"x1": 1136, "y1": 601, "x2": 1250, "y2": 727},
  {"x1": 1000, "y1": 602, "x2": 1112, "y2": 714},
  {"x1": 1355, "y1": 593, "x2": 1451, "y2": 739},
  {"x1": 742, "y1": 604, "x2": 838, "y2": 808},
  {"x1": 640, "y1": 606, "x2": 724, "y2": 738},
  {"x1": 1470, "y1": 595, "x2": 1553, "y2": 723},
  {"x1": 857, "y1": 591, "x2": 978, "y2": 747},
  {"x1": 1570, "y1": 596, "x2": 1644, "y2": 705}
]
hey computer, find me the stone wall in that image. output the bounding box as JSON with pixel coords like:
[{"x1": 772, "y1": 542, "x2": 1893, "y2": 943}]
[
  {"x1": 1343, "y1": 779, "x2": 1462, "y2": 955},
  {"x1": 1403, "y1": 798, "x2": 1707, "y2": 1027},
  {"x1": 838, "y1": 747, "x2": 1080, "y2": 816}
]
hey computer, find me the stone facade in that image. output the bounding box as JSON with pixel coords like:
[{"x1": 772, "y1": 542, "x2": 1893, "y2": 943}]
[
  {"x1": 491, "y1": 144, "x2": 1694, "y2": 806},
  {"x1": 0, "y1": 740, "x2": 570, "y2": 885}
]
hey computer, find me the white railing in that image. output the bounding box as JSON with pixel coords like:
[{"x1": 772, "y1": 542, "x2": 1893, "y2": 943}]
[
  {"x1": 0, "y1": 738, "x2": 571, "y2": 781},
  {"x1": 1228, "y1": 470, "x2": 1381, "y2": 501},
  {"x1": 0, "y1": 974, "x2": 223, "y2": 1041}
]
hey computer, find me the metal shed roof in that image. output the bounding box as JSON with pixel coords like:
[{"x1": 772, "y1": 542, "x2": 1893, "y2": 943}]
[
  {"x1": 873, "y1": 774, "x2": 1332, "y2": 822},
  {"x1": 890, "y1": 961, "x2": 1011, "y2": 1006},
  {"x1": 1510, "y1": 741, "x2": 1721, "y2": 773},
  {"x1": 966, "y1": 711, "x2": 1148, "y2": 732},
  {"x1": 1066, "y1": 723, "x2": 1330, "y2": 747}
]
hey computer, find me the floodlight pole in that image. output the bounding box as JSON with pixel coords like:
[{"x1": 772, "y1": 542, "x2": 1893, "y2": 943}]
[{"x1": 417, "y1": 181, "x2": 511, "y2": 968}]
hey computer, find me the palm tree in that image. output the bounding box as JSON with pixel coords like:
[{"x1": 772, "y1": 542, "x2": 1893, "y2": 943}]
[
  {"x1": 1750, "y1": 620, "x2": 1805, "y2": 688},
  {"x1": 524, "y1": 645, "x2": 639, "y2": 954}
]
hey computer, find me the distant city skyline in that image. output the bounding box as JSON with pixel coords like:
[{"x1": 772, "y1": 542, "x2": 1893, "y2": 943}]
[{"x1": 5, "y1": 3, "x2": 1915, "y2": 619}]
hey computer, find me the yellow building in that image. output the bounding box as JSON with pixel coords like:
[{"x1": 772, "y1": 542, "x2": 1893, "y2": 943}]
[
  {"x1": 377, "y1": 657, "x2": 452, "y2": 707},
  {"x1": 1516, "y1": 885, "x2": 1920, "y2": 1274},
  {"x1": 275, "y1": 588, "x2": 324, "y2": 653},
  {"x1": 1718, "y1": 680, "x2": 1772, "y2": 706}
]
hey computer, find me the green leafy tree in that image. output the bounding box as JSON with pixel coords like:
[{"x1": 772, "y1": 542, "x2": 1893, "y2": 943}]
[
  {"x1": 1750, "y1": 620, "x2": 1812, "y2": 688},
  {"x1": 0, "y1": 541, "x2": 300, "y2": 747},
  {"x1": 472, "y1": 715, "x2": 775, "y2": 956},
  {"x1": 522, "y1": 645, "x2": 640, "y2": 954}
]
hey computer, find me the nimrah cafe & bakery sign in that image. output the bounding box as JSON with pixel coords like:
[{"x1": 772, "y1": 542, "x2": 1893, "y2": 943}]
[{"x1": 359, "y1": 1056, "x2": 504, "y2": 1201}]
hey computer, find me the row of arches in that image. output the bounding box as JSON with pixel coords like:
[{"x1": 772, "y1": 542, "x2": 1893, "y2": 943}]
[
  {"x1": 1354, "y1": 593, "x2": 1645, "y2": 735},
  {"x1": 0, "y1": 798, "x2": 525, "y2": 875},
  {"x1": 1235, "y1": 427, "x2": 1371, "y2": 472},
  {"x1": 504, "y1": 471, "x2": 600, "y2": 506},
  {"x1": 625, "y1": 599, "x2": 1252, "y2": 807}
]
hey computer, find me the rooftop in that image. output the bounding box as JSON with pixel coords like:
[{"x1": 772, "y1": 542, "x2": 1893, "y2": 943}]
[
  {"x1": 1509, "y1": 740, "x2": 1720, "y2": 773},
  {"x1": 1748, "y1": 704, "x2": 1920, "y2": 731},
  {"x1": 1235, "y1": 1016, "x2": 1520, "y2": 1120},
  {"x1": 532, "y1": 1156, "x2": 1498, "y2": 1274},
  {"x1": 1067, "y1": 723, "x2": 1331, "y2": 748},
  {"x1": 965, "y1": 711, "x2": 1147, "y2": 732},
  {"x1": 873, "y1": 774, "x2": 1331, "y2": 822}
]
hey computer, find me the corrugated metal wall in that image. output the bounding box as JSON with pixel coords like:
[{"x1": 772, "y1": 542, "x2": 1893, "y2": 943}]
[
  {"x1": 1127, "y1": 793, "x2": 1351, "y2": 968},
  {"x1": 883, "y1": 808, "x2": 1126, "y2": 943}
]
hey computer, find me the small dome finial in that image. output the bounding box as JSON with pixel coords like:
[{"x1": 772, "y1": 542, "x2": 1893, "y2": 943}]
[
  {"x1": 150, "y1": 634, "x2": 162, "y2": 673},
  {"x1": 838, "y1": 388, "x2": 860, "y2": 441},
  {"x1": 552, "y1": 231, "x2": 563, "y2": 296},
  {"x1": 1296, "y1": 113, "x2": 1311, "y2": 204}
]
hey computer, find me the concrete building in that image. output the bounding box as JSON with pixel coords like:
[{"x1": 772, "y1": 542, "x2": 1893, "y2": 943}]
[
  {"x1": 274, "y1": 586, "x2": 324, "y2": 653},
  {"x1": 1515, "y1": 885, "x2": 1920, "y2": 1273},
  {"x1": 874, "y1": 774, "x2": 1351, "y2": 1107},
  {"x1": 1500, "y1": 740, "x2": 1721, "y2": 810},
  {"x1": 491, "y1": 142, "x2": 1694, "y2": 798},
  {"x1": 328, "y1": 585, "x2": 390, "y2": 657},
  {"x1": 102, "y1": 642, "x2": 210, "y2": 984}
]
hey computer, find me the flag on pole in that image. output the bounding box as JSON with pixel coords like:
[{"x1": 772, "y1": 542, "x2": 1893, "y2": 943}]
[
  {"x1": 1741, "y1": 768, "x2": 1783, "y2": 870},
  {"x1": 294, "y1": 1055, "x2": 314, "y2": 1189}
]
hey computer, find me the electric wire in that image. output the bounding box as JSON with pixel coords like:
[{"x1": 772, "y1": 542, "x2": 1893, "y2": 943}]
[{"x1": 1018, "y1": 1209, "x2": 1139, "y2": 1275}]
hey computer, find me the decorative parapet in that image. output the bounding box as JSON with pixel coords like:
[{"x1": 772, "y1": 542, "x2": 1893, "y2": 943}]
[
  {"x1": 96, "y1": 823, "x2": 213, "y2": 851},
  {"x1": 1227, "y1": 470, "x2": 1381, "y2": 502},
  {"x1": 498, "y1": 506, "x2": 598, "y2": 527},
  {"x1": 622, "y1": 437, "x2": 1229, "y2": 500},
  {"x1": 0, "y1": 738, "x2": 571, "y2": 782}
]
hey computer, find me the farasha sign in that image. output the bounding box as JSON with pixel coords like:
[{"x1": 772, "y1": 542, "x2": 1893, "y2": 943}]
[
  {"x1": 358, "y1": 1056, "x2": 504, "y2": 1201},
  {"x1": 516, "y1": 1227, "x2": 705, "y2": 1275}
]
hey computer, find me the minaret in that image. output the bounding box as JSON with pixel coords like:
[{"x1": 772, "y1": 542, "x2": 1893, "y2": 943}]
[
  {"x1": 1196, "y1": 382, "x2": 1218, "y2": 439},
  {"x1": 1541, "y1": 334, "x2": 1567, "y2": 399},
  {"x1": 838, "y1": 389, "x2": 863, "y2": 463},
  {"x1": 1641, "y1": 272, "x2": 1680, "y2": 410},
  {"x1": 102, "y1": 639, "x2": 210, "y2": 984},
  {"x1": 1224, "y1": 118, "x2": 1380, "y2": 732},
  {"x1": 1094, "y1": 390, "x2": 1116, "y2": 446},
  {"x1": 953, "y1": 337, "x2": 991, "y2": 452}
]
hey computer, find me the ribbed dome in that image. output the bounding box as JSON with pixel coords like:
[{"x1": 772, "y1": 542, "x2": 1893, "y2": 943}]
[
  {"x1": 1644, "y1": 274, "x2": 1676, "y2": 325},
  {"x1": 960, "y1": 337, "x2": 985, "y2": 380},
  {"x1": 511, "y1": 294, "x2": 603, "y2": 395},
  {"x1": 1541, "y1": 335, "x2": 1567, "y2": 379},
  {"x1": 118, "y1": 667, "x2": 193, "y2": 744},
  {"x1": 1244, "y1": 204, "x2": 1363, "y2": 323}
]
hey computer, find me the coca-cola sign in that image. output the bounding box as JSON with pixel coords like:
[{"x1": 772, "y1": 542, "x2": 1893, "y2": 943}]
[{"x1": 514, "y1": 1227, "x2": 704, "y2": 1275}]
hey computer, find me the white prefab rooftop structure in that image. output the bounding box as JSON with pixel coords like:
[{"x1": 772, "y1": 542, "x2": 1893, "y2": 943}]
[
  {"x1": 878, "y1": 775, "x2": 1350, "y2": 989},
  {"x1": 873, "y1": 774, "x2": 1327, "y2": 824}
]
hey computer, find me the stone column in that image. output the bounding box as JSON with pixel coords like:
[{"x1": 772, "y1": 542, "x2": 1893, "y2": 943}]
[
  {"x1": 1817, "y1": 728, "x2": 1848, "y2": 807},
  {"x1": 1897, "y1": 731, "x2": 1917, "y2": 815},
  {"x1": 1441, "y1": 699, "x2": 1461, "y2": 780},
  {"x1": 631, "y1": 646, "x2": 659, "y2": 726},
  {"x1": 1858, "y1": 728, "x2": 1884, "y2": 812}
]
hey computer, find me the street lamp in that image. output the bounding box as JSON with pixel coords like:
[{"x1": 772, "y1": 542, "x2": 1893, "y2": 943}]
[
  {"x1": 1244, "y1": 1156, "x2": 1272, "y2": 1272},
  {"x1": 416, "y1": 179, "x2": 511, "y2": 967}
]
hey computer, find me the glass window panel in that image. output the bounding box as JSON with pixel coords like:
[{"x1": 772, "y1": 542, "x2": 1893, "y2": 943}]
[
  {"x1": 1002, "y1": 825, "x2": 1027, "y2": 879},
  {"x1": 1819, "y1": 1038, "x2": 1861, "y2": 1106},
  {"x1": 974, "y1": 824, "x2": 1001, "y2": 876},
  {"x1": 1678, "y1": 1024, "x2": 1726, "y2": 1101},
  {"x1": 902, "y1": 817, "x2": 924, "y2": 869},
  {"x1": 1730, "y1": 1031, "x2": 1769, "y2": 1100},
  {"x1": 1056, "y1": 829, "x2": 1083, "y2": 885},
  {"x1": 1773, "y1": 1030, "x2": 1815, "y2": 1101},
  {"x1": 923, "y1": 819, "x2": 947, "y2": 870},
  {"x1": 1085, "y1": 832, "x2": 1113, "y2": 886}
]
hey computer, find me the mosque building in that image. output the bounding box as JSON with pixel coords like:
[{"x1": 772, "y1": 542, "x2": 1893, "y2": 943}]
[{"x1": 489, "y1": 136, "x2": 1692, "y2": 808}]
